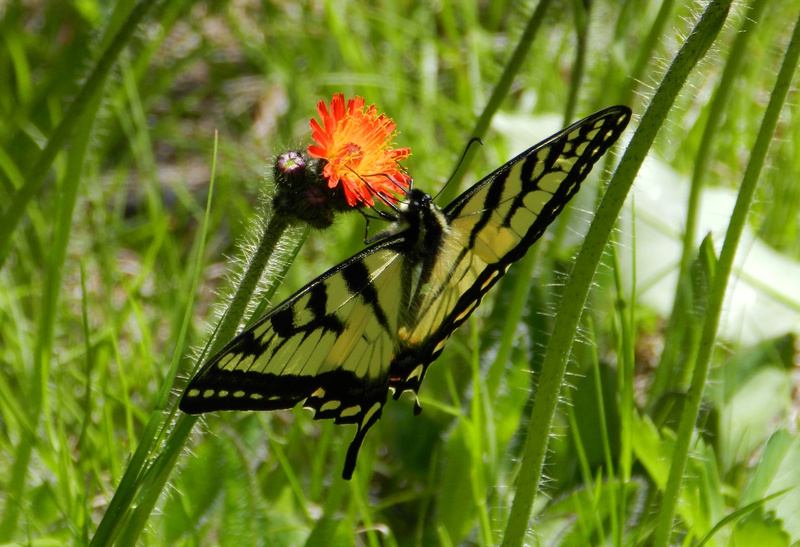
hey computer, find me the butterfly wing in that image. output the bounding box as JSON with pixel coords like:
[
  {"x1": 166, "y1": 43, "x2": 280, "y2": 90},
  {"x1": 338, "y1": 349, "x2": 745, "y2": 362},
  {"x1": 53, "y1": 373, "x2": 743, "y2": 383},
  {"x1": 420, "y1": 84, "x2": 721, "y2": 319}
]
[
  {"x1": 388, "y1": 106, "x2": 631, "y2": 396},
  {"x1": 181, "y1": 238, "x2": 409, "y2": 478}
]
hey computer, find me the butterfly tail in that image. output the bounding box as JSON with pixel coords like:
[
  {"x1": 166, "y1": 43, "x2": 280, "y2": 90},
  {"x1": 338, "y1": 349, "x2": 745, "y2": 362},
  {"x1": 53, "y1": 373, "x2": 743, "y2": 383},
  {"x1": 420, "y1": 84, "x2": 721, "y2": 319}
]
[{"x1": 341, "y1": 401, "x2": 385, "y2": 480}]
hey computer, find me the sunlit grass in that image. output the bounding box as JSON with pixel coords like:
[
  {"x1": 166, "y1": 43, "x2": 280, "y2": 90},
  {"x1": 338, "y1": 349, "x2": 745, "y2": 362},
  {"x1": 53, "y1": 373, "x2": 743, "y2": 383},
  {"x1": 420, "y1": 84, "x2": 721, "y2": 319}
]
[{"x1": 1, "y1": 1, "x2": 799, "y2": 545}]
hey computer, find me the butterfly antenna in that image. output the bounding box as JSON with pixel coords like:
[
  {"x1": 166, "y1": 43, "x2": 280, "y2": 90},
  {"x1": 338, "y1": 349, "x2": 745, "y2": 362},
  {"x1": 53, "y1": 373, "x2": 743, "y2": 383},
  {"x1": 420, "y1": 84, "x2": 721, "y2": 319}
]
[{"x1": 433, "y1": 137, "x2": 483, "y2": 201}]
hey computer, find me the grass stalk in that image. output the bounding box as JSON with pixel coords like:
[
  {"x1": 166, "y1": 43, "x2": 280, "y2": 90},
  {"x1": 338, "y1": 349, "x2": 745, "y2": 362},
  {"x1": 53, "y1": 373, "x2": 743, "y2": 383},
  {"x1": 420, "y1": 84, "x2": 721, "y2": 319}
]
[
  {"x1": 610, "y1": 231, "x2": 635, "y2": 546},
  {"x1": 100, "y1": 197, "x2": 307, "y2": 543},
  {"x1": 116, "y1": 213, "x2": 298, "y2": 545},
  {"x1": 485, "y1": 0, "x2": 588, "y2": 407},
  {"x1": 88, "y1": 133, "x2": 220, "y2": 547}
]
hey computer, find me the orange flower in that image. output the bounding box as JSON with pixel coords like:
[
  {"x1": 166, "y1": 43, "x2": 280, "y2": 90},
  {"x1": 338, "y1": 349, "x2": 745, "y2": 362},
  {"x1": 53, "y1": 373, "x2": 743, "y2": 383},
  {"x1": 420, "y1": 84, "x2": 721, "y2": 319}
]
[{"x1": 308, "y1": 94, "x2": 411, "y2": 207}]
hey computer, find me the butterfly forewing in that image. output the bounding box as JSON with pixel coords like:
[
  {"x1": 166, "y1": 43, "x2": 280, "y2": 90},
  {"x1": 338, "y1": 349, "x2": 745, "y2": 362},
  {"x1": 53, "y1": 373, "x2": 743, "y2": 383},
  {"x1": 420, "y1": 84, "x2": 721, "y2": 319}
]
[
  {"x1": 388, "y1": 106, "x2": 632, "y2": 397},
  {"x1": 181, "y1": 105, "x2": 632, "y2": 479}
]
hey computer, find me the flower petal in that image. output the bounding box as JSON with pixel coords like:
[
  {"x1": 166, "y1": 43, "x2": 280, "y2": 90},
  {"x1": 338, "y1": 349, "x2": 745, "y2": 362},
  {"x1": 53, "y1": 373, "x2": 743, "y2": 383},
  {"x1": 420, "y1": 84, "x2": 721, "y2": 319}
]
[{"x1": 308, "y1": 94, "x2": 411, "y2": 208}]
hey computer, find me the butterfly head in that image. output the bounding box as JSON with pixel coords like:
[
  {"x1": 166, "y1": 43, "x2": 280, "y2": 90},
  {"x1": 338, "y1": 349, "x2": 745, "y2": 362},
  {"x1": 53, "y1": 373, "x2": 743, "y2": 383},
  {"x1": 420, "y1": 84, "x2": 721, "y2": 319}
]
[
  {"x1": 396, "y1": 188, "x2": 443, "y2": 230},
  {"x1": 400, "y1": 188, "x2": 432, "y2": 212}
]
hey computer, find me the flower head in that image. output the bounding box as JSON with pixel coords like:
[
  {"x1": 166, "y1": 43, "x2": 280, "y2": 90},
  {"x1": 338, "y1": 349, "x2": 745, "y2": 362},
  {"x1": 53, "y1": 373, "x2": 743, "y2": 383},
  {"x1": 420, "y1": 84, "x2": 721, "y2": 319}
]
[{"x1": 308, "y1": 94, "x2": 411, "y2": 207}]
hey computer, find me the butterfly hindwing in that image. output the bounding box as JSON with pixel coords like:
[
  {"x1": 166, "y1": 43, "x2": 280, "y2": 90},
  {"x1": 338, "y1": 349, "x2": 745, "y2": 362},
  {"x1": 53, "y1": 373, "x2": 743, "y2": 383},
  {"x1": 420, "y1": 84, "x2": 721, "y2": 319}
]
[
  {"x1": 181, "y1": 105, "x2": 632, "y2": 479},
  {"x1": 181, "y1": 241, "x2": 411, "y2": 477}
]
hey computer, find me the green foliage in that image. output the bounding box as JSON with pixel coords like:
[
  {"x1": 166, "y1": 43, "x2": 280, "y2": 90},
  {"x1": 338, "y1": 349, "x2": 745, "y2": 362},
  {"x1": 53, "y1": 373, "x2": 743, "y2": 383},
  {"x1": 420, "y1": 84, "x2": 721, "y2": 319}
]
[{"x1": 1, "y1": 0, "x2": 800, "y2": 545}]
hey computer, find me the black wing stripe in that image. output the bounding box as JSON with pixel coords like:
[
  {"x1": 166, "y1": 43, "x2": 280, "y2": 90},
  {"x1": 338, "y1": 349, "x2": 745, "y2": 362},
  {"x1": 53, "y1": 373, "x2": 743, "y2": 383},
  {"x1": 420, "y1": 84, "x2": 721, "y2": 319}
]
[
  {"x1": 342, "y1": 260, "x2": 391, "y2": 333},
  {"x1": 466, "y1": 166, "x2": 508, "y2": 249}
]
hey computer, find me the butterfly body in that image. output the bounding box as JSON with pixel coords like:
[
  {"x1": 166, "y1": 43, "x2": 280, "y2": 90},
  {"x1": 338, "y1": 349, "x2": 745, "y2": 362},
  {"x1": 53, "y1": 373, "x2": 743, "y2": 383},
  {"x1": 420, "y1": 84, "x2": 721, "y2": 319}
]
[{"x1": 181, "y1": 105, "x2": 632, "y2": 479}]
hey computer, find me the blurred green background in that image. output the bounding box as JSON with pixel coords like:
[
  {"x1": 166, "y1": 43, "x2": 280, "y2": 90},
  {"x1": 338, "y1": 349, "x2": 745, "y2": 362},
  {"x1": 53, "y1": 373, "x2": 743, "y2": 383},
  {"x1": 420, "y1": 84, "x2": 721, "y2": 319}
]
[{"x1": 1, "y1": 1, "x2": 799, "y2": 545}]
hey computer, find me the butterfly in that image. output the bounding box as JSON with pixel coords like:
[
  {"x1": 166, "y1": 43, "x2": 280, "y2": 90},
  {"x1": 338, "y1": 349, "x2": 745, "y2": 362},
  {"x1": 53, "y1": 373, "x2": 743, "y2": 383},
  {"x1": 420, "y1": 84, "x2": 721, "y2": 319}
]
[{"x1": 180, "y1": 105, "x2": 632, "y2": 479}]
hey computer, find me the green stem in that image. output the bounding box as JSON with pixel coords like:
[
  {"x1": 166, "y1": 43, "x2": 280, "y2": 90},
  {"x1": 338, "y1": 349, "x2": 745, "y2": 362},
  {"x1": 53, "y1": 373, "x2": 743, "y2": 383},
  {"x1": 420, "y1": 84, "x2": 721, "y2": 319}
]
[
  {"x1": 88, "y1": 131, "x2": 220, "y2": 547},
  {"x1": 588, "y1": 317, "x2": 619, "y2": 544},
  {"x1": 485, "y1": 247, "x2": 539, "y2": 400},
  {"x1": 565, "y1": 0, "x2": 589, "y2": 124},
  {"x1": 622, "y1": 0, "x2": 677, "y2": 107},
  {"x1": 610, "y1": 231, "x2": 635, "y2": 547},
  {"x1": 217, "y1": 215, "x2": 290, "y2": 352},
  {"x1": 486, "y1": 0, "x2": 586, "y2": 407},
  {"x1": 653, "y1": 11, "x2": 800, "y2": 546},
  {"x1": 125, "y1": 214, "x2": 296, "y2": 543},
  {"x1": 500, "y1": 2, "x2": 731, "y2": 545}
]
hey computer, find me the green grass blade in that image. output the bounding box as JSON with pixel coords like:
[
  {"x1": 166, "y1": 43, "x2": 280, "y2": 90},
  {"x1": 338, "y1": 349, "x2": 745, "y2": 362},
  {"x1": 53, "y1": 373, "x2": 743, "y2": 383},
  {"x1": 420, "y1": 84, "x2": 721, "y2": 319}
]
[
  {"x1": 619, "y1": 0, "x2": 676, "y2": 107},
  {"x1": 96, "y1": 189, "x2": 300, "y2": 545},
  {"x1": 564, "y1": 0, "x2": 588, "y2": 124},
  {"x1": 88, "y1": 132, "x2": 218, "y2": 547},
  {"x1": 0, "y1": 87, "x2": 100, "y2": 541},
  {"x1": 609, "y1": 237, "x2": 634, "y2": 546},
  {"x1": 0, "y1": 0, "x2": 161, "y2": 267},
  {"x1": 696, "y1": 488, "x2": 795, "y2": 547}
]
